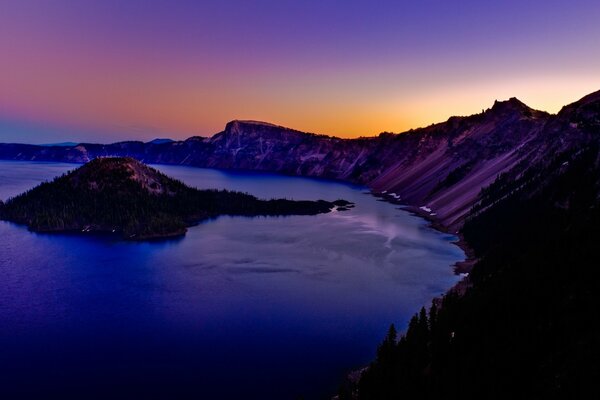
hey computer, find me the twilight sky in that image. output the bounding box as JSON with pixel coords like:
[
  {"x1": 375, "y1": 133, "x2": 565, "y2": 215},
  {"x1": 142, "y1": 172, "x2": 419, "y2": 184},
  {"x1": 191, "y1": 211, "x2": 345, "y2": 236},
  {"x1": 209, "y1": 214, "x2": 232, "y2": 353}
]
[{"x1": 1, "y1": 0, "x2": 600, "y2": 143}]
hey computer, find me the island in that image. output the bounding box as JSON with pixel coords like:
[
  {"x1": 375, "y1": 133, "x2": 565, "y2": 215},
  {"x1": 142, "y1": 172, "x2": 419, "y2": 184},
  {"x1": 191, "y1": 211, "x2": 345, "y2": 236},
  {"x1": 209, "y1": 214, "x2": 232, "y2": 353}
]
[{"x1": 0, "y1": 157, "x2": 352, "y2": 240}]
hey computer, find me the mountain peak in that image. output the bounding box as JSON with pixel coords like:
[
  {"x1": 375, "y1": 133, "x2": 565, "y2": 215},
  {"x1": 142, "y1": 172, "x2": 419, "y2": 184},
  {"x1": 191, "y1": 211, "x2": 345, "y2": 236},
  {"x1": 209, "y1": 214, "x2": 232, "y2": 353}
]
[
  {"x1": 218, "y1": 119, "x2": 316, "y2": 144},
  {"x1": 491, "y1": 97, "x2": 531, "y2": 112},
  {"x1": 229, "y1": 119, "x2": 279, "y2": 127},
  {"x1": 225, "y1": 120, "x2": 284, "y2": 132},
  {"x1": 71, "y1": 157, "x2": 169, "y2": 195},
  {"x1": 148, "y1": 138, "x2": 174, "y2": 145}
]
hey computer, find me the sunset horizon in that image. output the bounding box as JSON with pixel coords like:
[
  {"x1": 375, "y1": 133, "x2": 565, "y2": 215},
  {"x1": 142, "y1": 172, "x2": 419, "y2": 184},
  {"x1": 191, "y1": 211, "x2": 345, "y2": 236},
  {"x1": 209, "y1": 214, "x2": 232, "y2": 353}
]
[
  {"x1": 2, "y1": 0, "x2": 600, "y2": 143},
  {"x1": 2, "y1": 88, "x2": 599, "y2": 144}
]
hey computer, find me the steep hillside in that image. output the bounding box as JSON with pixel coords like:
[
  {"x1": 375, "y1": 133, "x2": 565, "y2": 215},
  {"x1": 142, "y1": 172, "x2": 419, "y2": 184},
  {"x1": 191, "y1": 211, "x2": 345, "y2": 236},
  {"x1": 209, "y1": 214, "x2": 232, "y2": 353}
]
[
  {"x1": 341, "y1": 93, "x2": 600, "y2": 399},
  {"x1": 369, "y1": 98, "x2": 549, "y2": 228}
]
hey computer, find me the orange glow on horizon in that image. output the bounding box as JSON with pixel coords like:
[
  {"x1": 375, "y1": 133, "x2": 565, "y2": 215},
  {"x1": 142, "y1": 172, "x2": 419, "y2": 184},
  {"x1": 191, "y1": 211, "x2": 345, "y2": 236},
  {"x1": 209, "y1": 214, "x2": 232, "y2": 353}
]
[
  {"x1": 3, "y1": 69, "x2": 600, "y2": 142},
  {"x1": 1, "y1": 36, "x2": 599, "y2": 140},
  {"x1": 2, "y1": 1, "x2": 600, "y2": 143}
]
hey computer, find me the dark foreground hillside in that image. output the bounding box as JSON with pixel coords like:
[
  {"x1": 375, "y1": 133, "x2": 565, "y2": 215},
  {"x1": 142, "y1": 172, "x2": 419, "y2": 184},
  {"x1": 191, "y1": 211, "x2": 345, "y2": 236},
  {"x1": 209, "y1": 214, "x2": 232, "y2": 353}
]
[
  {"x1": 348, "y1": 132, "x2": 600, "y2": 397},
  {"x1": 0, "y1": 157, "x2": 343, "y2": 240}
]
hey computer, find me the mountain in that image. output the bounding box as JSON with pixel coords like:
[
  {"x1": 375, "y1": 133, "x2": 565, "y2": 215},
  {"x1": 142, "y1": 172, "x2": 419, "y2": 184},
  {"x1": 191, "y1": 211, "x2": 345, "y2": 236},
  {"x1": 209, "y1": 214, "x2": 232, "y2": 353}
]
[
  {"x1": 0, "y1": 99, "x2": 555, "y2": 229},
  {"x1": 147, "y1": 138, "x2": 174, "y2": 145},
  {"x1": 40, "y1": 141, "x2": 80, "y2": 147},
  {"x1": 342, "y1": 92, "x2": 600, "y2": 399},
  {"x1": 0, "y1": 157, "x2": 343, "y2": 240}
]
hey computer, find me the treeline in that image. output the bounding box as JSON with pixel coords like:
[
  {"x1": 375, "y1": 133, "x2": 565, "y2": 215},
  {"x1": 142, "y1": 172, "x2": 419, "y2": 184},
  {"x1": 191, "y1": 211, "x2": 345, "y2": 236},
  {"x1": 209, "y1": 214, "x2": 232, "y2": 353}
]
[{"x1": 343, "y1": 144, "x2": 600, "y2": 399}]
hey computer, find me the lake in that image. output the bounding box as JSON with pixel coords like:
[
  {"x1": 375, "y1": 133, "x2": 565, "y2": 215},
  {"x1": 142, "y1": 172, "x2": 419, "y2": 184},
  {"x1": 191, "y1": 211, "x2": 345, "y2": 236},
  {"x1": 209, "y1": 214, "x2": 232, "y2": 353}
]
[{"x1": 0, "y1": 161, "x2": 464, "y2": 399}]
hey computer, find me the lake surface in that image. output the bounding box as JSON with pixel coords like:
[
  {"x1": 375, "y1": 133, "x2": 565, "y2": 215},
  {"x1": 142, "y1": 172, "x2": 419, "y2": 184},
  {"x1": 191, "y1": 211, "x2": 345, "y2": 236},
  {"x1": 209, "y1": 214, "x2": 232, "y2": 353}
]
[{"x1": 0, "y1": 160, "x2": 464, "y2": 399}]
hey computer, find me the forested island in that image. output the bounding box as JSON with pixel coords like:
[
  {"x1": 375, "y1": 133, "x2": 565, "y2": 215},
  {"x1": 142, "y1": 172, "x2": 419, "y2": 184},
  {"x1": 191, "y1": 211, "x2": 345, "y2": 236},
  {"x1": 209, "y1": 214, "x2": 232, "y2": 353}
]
[{"x1": 0, "y1": 157, "x2": 351, "y2": 240}]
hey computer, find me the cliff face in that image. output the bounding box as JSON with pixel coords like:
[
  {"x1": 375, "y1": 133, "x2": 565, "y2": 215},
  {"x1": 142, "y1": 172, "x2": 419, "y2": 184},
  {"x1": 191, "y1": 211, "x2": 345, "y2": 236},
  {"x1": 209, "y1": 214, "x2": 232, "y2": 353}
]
[
  {"x1": 2, "y1": 90, "x2": 600, "y2": 230},
  {"x1": 364, "y1": 99, "x2": 545, "y2": 228},
  {"x1": 190, "y1": 120, "x2": 380, "y2": 180}
]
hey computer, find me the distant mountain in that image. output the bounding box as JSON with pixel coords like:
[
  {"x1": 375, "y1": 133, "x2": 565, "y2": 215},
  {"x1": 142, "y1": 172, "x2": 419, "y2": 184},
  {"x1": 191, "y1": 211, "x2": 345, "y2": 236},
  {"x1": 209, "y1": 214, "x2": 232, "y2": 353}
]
[
  {"x1": 147, "y1": 138, "x2": 174, "y2": 145},
  {"x1": 40, "y1": 141, "x2": 80, "y2": 147},
  {"x1": 0, "y1": 157, "x2": 342, "y2": 240}
]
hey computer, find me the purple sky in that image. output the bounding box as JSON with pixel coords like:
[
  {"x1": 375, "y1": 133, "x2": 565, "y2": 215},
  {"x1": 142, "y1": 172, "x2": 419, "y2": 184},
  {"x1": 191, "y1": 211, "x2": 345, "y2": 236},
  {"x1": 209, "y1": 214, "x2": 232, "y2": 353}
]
[{"x1": 1, "y1": 0, "x2": 599, "y2": 143}]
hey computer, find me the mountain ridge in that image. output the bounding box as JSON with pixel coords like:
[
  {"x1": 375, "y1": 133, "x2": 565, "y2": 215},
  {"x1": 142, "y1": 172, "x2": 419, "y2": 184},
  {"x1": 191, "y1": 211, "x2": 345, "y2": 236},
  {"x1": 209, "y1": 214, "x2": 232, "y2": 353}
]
[{"x1": 1, "y1": 92, "x2": 599, "y2": 231}]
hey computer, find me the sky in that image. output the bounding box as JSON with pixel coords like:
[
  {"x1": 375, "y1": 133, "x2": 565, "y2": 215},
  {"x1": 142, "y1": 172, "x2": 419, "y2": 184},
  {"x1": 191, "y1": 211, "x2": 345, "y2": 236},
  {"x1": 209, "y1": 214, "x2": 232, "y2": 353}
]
[{"x1": 1, "y1": 0, "x2": 600, "y2": 144}]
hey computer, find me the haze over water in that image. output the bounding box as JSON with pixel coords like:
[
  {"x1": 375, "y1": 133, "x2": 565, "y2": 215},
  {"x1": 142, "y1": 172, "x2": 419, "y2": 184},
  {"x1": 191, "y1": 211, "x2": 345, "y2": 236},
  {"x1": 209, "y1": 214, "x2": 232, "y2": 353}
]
[{"x1": 0, "y1": 161, "x2": 464, "y2": 398}]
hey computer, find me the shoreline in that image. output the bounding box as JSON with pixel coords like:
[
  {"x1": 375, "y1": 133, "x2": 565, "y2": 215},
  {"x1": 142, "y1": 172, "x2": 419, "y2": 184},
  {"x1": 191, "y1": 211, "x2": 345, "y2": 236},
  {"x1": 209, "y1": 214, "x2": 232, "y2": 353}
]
[
  {"x1": 370, "y1": 191, "x2": 478, "y2": 298},
  {"x1": 335, "y1": 190, "x2": 479, "y2": 399},
  {"x1": 0, "y1": 157, "x2": 478, "y2": 273},
  {"x1": 0, "y1": 157, "x2": 477, "y2": 275},
  {"x1": 371, "y1": 191, "x2": 478, "y2": 273}
]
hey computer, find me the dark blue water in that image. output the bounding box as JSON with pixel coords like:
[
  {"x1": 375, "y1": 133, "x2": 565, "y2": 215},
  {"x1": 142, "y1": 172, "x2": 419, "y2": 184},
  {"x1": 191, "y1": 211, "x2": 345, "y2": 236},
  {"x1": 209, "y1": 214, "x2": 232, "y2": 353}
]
[{"x1": 0, "y1": 161, "x2": 464, "y2": 399}]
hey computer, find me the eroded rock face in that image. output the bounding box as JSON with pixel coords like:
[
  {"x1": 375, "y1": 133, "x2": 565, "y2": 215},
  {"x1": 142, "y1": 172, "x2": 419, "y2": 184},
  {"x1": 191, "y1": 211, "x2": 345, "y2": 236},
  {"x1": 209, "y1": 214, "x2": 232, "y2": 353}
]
[{"x1": 2, "y1": 90, "x2": 600, "y2": 229}]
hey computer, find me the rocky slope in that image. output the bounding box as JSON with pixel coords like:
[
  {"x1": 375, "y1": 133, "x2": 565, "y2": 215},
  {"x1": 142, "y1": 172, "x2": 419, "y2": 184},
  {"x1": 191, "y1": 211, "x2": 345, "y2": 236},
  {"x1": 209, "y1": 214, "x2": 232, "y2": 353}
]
[
  {"x1": 348, "y1": 92, "x2": 600, "y2": 400},
  {"x1": 2, "y1": 90, "x2": 600, "y2": 231}
]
